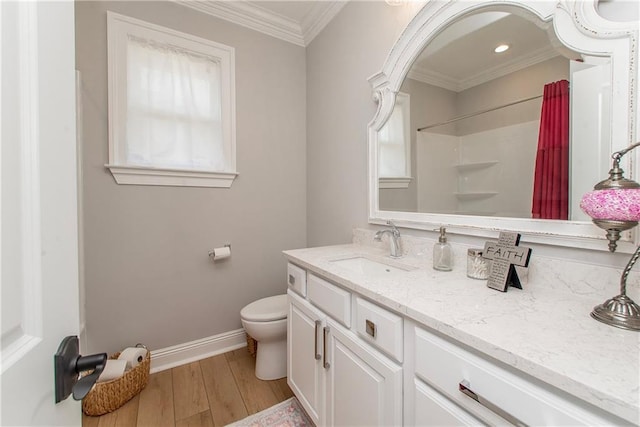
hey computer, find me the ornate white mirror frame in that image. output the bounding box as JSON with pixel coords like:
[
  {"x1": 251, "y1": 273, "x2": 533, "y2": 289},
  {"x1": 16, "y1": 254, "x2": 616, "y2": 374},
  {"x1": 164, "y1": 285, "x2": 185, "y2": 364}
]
[{"x1": 368, "y1": 0, "x2": 638, "y2": 252}]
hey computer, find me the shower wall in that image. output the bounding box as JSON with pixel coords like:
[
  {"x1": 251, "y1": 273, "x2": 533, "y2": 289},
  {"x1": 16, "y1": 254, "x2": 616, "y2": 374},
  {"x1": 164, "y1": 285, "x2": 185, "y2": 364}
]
[
  {"x1": 418, "y1": 120, "x2": 538, "y2": 217},
  {"x1": 404, "y1": 56, "x2": 570, "y2": 216}
]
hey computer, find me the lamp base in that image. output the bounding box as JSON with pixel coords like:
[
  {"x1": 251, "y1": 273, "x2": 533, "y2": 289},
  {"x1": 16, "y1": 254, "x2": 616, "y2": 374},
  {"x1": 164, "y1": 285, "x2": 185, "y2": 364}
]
[
  {"x1": 591, "y1": 294, "x2": 640, "y2": 331},
  {"x1": 592, "y1": 219, "x2": 637, "y2": 252}
]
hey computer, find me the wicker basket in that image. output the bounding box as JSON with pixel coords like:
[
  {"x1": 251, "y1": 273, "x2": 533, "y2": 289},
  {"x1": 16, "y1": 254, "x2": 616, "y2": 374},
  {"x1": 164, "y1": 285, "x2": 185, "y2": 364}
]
[
  {"x1": 82, "y1": 348, "x2": 150, "y2": 416},
  {"x1": 246, "y1": 333, "x2": 257, "y2": 357}
]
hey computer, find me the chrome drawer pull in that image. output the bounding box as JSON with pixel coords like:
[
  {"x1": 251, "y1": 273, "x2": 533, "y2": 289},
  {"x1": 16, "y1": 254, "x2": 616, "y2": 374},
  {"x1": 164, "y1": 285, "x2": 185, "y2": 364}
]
[
  {"x1": 314, "y1": 320, "x2": 321, "y2": 360},
  {"x1": 365, "y1": 319, "x2": 376, "y2": 338},
  {"x1": 288, "y1": 274, "x2": 295, "y2": 285},
  {"x1": 459, "y1": 380, "x2": 528, "y2": 427},
  {"x1": 323, "y1": 326, "x2": 330, "y2": 369}
]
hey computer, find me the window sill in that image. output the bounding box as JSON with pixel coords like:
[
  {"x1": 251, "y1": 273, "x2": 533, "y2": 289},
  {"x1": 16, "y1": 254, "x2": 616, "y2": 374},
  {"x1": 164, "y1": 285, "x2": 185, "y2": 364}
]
[
  {"x1": 379, "y1": 177, "x2": 412, "y2": 189},
  {"x1": 105, "y1": 164, "x2": 238, "y2": 188}
]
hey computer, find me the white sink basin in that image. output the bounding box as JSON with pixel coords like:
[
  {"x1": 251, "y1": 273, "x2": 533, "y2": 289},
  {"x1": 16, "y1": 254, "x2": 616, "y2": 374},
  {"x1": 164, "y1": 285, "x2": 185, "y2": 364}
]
[{"x1": 330, "y1": 256, "x2": 412, "y2": 275}]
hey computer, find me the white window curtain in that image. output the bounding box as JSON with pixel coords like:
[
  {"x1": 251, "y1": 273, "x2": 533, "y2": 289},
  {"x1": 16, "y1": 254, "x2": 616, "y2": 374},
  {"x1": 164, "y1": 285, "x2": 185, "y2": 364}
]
[
  {"x1": 378, "y1": 94, "x2": 410, "y2": 178},
  {"x1": 126, "y1": 36, "x2": 225, "y2": 171}
]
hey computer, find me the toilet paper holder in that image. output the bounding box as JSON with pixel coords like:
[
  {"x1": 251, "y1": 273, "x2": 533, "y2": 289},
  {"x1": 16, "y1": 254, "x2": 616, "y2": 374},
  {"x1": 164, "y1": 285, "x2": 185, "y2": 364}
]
[{"x1": 208, "y1": 244, "x2": 231, "y2": 259}]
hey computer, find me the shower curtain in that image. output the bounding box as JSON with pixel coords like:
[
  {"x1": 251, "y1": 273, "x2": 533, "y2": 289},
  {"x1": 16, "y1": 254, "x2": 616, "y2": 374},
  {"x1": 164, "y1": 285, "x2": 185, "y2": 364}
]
[{"x1": 532, "y1": 79, "x2": 569, "y2": 220}]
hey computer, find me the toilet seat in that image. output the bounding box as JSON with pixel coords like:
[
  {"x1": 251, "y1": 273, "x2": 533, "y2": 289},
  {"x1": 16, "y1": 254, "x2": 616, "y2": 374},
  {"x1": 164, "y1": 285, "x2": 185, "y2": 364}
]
[{"x1": 241, "y1": 294, "x2": 288, "y2": 322}]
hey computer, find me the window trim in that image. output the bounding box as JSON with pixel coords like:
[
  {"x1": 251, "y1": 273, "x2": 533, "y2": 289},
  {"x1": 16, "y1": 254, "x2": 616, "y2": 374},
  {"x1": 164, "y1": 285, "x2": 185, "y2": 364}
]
[
  {"x1": 379, "y1": 177, "x2": 413, "y2": 189},
  {"x1": 378, "y1": 92, "x2": 411, "y2": 189},
  {"x1": 105, "y1": 12, "x2": 237, "y2": 188}
]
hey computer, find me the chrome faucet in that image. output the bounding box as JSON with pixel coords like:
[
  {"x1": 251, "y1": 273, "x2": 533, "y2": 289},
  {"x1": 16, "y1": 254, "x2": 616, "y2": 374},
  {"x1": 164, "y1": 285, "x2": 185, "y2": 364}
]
[{"x1": 374, "y1": 221, "x2": 402, "y2": 258}]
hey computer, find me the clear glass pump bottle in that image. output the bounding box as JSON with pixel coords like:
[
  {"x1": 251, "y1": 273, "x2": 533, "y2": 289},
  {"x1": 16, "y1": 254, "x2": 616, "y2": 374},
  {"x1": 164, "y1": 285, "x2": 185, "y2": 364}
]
[{"x1": 433, "y1": 226, "x2": 453, "y2": 271}]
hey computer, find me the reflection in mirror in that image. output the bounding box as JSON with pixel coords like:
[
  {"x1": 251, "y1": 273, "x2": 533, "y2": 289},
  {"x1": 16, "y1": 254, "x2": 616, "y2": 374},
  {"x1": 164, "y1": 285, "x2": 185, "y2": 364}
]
[
  {"x1": 378, "y1": 9, "x2": 611, "y2": 221},
  {"x1": 379, "y1": 92, "x2": 411, "y2": 189}
]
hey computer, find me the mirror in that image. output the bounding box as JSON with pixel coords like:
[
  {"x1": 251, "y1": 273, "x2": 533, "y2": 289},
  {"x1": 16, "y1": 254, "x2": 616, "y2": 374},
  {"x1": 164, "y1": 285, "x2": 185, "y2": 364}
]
[{"x1": 368, "y1": 1, "x2": 638, "y2": 251}]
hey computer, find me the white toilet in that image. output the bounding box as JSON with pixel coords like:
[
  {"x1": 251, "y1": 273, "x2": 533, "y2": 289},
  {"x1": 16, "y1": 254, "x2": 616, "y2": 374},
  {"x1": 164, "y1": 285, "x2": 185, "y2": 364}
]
[{"x1": 240, "y1": 294, "x2": 288, "y2": 380}]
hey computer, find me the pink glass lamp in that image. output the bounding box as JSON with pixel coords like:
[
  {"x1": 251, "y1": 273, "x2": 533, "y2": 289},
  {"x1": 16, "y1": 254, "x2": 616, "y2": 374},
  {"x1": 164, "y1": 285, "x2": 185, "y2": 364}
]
[{"x1": 580, "y1": 142, "x2": 640, "y2": 331}]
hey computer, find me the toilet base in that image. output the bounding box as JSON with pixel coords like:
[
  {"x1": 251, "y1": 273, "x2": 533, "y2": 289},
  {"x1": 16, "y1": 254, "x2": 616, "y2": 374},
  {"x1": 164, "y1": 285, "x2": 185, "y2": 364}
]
[{"x1": 255, "y1": 338, "x2": 287, "y2": 380}]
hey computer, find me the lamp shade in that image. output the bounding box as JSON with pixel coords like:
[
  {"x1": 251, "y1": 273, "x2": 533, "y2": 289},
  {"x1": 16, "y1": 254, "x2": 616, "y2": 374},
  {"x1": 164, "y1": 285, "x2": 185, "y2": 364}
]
[{"x1": 580, "y1": 188, "x2": 640, "y2": 221}]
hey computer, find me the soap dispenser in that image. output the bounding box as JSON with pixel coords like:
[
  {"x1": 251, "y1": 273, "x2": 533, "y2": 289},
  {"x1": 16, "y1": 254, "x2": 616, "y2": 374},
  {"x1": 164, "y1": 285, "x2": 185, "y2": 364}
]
[{"x1": 433, "y1": 226, "x2": 453, "y2": 271}]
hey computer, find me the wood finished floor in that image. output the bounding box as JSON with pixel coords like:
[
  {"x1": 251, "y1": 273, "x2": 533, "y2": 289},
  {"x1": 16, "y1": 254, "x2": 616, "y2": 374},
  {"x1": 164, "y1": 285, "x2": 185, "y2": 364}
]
[{"x1": 82, "y1": 348, "x2": 293, "y2": 427}]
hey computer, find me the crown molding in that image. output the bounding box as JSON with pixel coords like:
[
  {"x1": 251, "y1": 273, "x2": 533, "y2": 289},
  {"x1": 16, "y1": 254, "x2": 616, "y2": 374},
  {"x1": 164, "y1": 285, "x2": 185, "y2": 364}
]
[
  {"x1": 301, "y1": 1, "x2": 348, "y2": 46},
  {"x1": 407, "y1": 67, "x2": 459, "y2": 92},
  {"x1": 459, "y1": 46, "x2": 561, "y2": 91},
  {"x1": 173, "y1": 1, "x2": 346, "y2": 47},
  {"x1": 409, "y1": 46, "x2": 561, "y2": 92}
]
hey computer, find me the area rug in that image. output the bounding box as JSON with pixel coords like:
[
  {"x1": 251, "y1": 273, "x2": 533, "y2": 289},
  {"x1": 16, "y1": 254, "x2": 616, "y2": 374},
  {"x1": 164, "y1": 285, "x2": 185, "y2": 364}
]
[{"x1": 226, "y1": 397, "x2": 313, "y2": 427}]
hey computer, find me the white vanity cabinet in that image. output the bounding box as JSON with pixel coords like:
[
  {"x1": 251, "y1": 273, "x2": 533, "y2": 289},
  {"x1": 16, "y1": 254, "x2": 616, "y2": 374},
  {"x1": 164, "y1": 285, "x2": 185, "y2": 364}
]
[
  {"x1": 413, "y1": 378, "x2": 483, "y2": 426},
  {"x1": 325, "y1": 317, "x2": 402, "y2": 426},
  {"x1": 410, "y1": 323, "x2": 625, "y2": 427},
  {"x1": 287, "y1": 290, "x2": 325, "y2": 425},
  {"x1": 287, "y1": 267, "x2": 403, "y2": 427},
  {"x1": 284, "y1": 257, "x2": 633, "y2": 426}
]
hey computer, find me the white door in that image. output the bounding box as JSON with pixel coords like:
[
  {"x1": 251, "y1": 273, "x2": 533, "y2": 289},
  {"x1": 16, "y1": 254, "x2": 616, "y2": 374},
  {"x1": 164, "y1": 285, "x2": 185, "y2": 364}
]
[
  {"x1": 1, "y1": 1, "x2": 80, "y2": 425},
  {"x1": 325, "y1": 319, "x2": 402, "y2": 427},
  {"x1": 287, "y1": 291, "x2": 325, "y2": 425}
]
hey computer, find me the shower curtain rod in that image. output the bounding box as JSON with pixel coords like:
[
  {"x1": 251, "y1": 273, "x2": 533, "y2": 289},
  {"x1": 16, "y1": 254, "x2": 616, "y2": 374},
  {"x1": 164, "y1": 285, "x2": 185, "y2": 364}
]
[{"x1": 417, "y1": 94, "x2": 543, "y2": 132}]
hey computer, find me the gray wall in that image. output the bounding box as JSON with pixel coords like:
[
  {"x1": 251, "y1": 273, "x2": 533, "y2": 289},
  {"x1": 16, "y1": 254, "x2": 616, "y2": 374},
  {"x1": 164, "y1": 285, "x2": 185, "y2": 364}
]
[
  {"x1": 306, "y1": 1, "x2": 418, "y2": 246},
  {"x1": 455, "y1": 56, "x2": 569, "y2": 135},
  {"x1": 76, "y1": 1, "x2": 307, "y2": 353}
]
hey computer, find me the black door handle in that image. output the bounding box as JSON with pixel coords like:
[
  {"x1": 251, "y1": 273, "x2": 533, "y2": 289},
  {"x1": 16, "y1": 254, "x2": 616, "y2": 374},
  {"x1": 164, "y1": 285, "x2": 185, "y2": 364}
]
[{"x1": 54, "y1": 336, "x2": 107, "y2": 403}]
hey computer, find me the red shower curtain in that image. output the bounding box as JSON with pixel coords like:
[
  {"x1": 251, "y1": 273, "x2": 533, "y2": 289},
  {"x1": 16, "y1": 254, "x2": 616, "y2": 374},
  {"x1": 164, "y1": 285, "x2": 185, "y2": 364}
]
[{"x1": 531, "y1": 80, "x2": 569, "y2": 220}]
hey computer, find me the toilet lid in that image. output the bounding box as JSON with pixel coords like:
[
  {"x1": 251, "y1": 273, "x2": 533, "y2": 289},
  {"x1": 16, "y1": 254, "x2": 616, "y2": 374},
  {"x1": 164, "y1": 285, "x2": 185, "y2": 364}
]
[{"x1": 241, "y1": 294, "x2": 288, "y2": 322}]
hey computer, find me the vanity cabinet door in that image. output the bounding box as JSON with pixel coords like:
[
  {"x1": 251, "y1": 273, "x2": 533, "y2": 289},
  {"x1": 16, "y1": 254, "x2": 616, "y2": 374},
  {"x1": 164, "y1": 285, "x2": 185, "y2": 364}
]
[
  {"x1": 324, "y1": 318, "x2": 403, "y2": 427},
  {"x1": 414, "y1": 378, "x2": 482, "y2": 426},
  {"x1": 288, "y1": 290, "x2": 325, "y2": 425}
]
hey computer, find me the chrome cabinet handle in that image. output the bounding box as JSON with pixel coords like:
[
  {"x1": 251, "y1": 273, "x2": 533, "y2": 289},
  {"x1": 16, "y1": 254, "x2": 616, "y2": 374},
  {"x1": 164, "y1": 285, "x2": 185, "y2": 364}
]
[
  {"x1": 459, "y1": 380, "x2": 528, "y2": 427},
  {"x1": 314, "y1": 320, "x2": 321, "y2": 360},
  {"x1": 288, "y1": 274, "x2": 295, "y2": 285},
  {"x1": 323, "y1": 326, "x2": 330, "y2": 369}
]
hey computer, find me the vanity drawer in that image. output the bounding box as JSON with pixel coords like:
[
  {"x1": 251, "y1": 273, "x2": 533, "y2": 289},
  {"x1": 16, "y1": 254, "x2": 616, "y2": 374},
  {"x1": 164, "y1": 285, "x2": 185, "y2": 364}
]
[
  {"x1": 307, "y1": 273, "x2": 351, "y2": 327},
  {"x1": 287, "y1": 263, "x2": 307, "y2": 296},
  {"x1": 355, "y1": 297, "x2": 403, "y2": 362},
  {"x1": 414, "y1": 326, "x2": 617, "y2": 426}
]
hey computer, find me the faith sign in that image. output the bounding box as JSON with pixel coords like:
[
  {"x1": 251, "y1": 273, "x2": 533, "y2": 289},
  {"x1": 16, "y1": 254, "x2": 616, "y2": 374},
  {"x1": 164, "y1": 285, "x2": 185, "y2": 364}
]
[{"x1": 482, "y1": 232, "x2": 532, "y2": 292}]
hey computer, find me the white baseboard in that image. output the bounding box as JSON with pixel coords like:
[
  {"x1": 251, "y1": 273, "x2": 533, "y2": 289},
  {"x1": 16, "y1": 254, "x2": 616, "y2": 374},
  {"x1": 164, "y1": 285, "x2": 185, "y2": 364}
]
[{"x1": 150, "y1": 328, "x2": 247, "y2": 373}]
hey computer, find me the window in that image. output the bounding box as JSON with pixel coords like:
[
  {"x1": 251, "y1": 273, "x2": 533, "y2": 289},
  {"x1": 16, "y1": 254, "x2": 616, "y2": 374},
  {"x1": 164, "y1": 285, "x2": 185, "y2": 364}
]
[
  {"x1": 106, "y1": 12, "x2": 236, "y2": 187},
  {"x1": 378, "y1": 92, "x2": 411, "y2": 189}
]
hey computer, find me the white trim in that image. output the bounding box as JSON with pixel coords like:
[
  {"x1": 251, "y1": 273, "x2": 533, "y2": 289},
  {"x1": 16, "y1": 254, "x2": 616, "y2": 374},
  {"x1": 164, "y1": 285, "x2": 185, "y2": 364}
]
[
  {"x1": 175, "y1": 0, "x2": 304, "y2": 46},
  {"x1": 76, "y1": 70, "x2": 88, "y2": 352},
  {"x1": 105, "y1": 164, "x2": 238, "y2": 188},
  {"x1": 409, "y1": 46, "x2": 560, "y2": 92},
  {"x1": 407, "y1": 67, "x2": 460, "y2": 92},
  {"x1": 150, "y1": 328, "x2": 248, "y2": 373},
  {"x1": 379, "y1": 92, "x2": 411, "y2": 183},
  {"x1": 379, "y1": 177, "x2": 412, "y2": 189},
  {"x1": 460, "y1": 46, "x2": 559, "y2": 91},
  {"x1": 172, "y1": 1, "x2": 346, "y2": 47},
  {"x1": 301, "y1": 2, "x2": 348, "y2": 46},
  {"x1": 107, "y1": 12, "x2": 237, "y2": 188}
]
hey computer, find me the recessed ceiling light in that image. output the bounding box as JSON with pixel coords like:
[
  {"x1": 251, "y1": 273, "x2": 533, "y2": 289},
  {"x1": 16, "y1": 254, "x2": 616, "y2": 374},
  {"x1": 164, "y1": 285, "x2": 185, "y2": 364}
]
[
  {"x1": 385, "y1": 0, "x2": 404, "y2": 5},
  {"x1": 494, "y1": 44, "x2": 510, "y2": 53}
]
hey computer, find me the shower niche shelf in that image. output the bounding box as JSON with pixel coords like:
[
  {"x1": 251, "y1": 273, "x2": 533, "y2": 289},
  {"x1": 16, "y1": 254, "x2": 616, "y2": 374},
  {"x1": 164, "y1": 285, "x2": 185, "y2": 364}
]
[
  {"x1": 454, "y1": 192, "x2": 498, "y2": 200},
  {"x1": 453, "y1": 161, "x2": 499, "y2": 171}
]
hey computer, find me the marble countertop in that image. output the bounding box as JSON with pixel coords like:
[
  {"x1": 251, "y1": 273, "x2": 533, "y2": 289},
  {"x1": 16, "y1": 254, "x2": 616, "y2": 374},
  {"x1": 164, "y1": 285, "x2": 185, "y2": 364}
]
[{"x1": 283, "y1": 244, "x2": 640, "y2": 425}]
